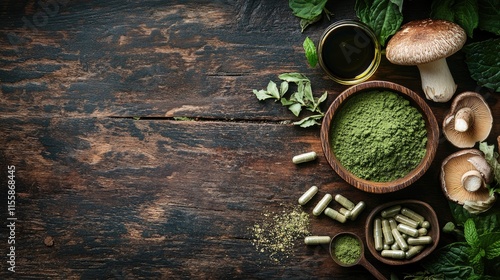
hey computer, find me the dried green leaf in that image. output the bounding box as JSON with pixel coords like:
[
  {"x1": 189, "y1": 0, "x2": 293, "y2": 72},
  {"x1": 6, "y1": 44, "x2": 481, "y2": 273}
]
[
  {"x1": 288, "y1": 103, "x2": 303, "y2": 117},
  {"x1": 280, "y1": 81, "x2": 289, "y2": 97},
  {"x1": 266, "y1": 80, "x2": 281, "y2": 100},
  {"x1": 253, "y1": 89, "x2": 274, "y2": 100}
]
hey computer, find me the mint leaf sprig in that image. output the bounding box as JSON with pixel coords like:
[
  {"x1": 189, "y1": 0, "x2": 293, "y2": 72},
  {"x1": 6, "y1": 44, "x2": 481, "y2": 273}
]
[
  {"x1": 288, "y1": 0, "x2": 332, "y2": 32},
  {"x1": 252, "y1": 73, "x2": 328, "y2": 128}
]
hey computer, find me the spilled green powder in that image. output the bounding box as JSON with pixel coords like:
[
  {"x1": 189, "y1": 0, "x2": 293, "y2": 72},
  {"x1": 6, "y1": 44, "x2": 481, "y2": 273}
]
[
  {"x1": 331, "y1": 90, "x2": 427, "y2": 182},
  {"x1": 332, "y1": 234, "x2": 361, "y2": 265}
]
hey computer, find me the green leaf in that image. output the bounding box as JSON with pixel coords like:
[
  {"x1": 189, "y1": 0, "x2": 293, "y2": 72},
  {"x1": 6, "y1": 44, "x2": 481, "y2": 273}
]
[
  {"x1": 266, "y1": 80, "x2": 281, "y2": 100},
  {"x1": 293, "y1": 114, "x2": 323, "y2": 127},
  {"x1": 289, "y1": 0, "x2": 328, "y2": 20},
  {"x1": 302, "y1": 82, "x2": 314, "y2": 105},
  {"x1": 280, "y1": 81, "x2": 289, "y2": 97},
  {"x1": 280, "y1": 97, "x2": 296, "y2": 106},
  {"x1": 279, "y1": 73, "x2": 310, "y2": 84},
  {"x1": 303, "y1": 37, "x2": 318, "y2": 67},
  {"x1": 465, "y1": 219, "x2": 480, "y2": 248},
  {"x1": 484, "y1": 236, "x2": 500, "y2": 259},
  {"x1": 300, "y1": 14, "x2": 322, "y2": 32},
  {"x1": 464, "y1": 38, "x2": 500, "y2": 92},
  {"x1": 253, "y1": 89, "x2": 274, "y2": 100},
  {"x1": 478, "y1": 0, "x2": 500, "y2": 35},
  {"x1": 430, "y1": 0, "x2": 479, "y2": 38},
  {"x1": 288, "y1": 103, "x2": 303, "y2": 117},
  {"x1": 421, "y1": 242, "x2": 475, "y2": 278},
  {"x1": 479, "y1": 142, "x2": 500, "y2": 191},
  {"x1": 355, "y1": 0, "x2": 404, "y2": 46}
]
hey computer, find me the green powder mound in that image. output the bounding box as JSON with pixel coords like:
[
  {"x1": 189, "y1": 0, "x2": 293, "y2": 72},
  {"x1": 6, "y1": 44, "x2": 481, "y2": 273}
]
[
  {"x1": 333, "y1": 235, "x2": 361, "y2": 265},
  {"x1": 330, "y1": 90, "x2": 427, "y2": 182}
]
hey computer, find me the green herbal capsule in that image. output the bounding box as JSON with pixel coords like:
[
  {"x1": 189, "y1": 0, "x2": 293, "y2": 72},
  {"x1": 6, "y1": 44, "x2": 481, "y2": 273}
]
[
  {"x1": 395, "y1": 214, "x2": 419, "y2": 228},
  {"x1": 381, "y1": 250, "x2": 406, "y2": 259},
  {"x1": 418, "y1": 228, "x2": 428, "y2": 236},
  {"x1": 339, "y1": 207, "x2": 352, "y2": 219},
  {"x1": 388, "y1": 218, "x2": 398, "y2": 231},
  {"x1": 374, "y1": 218, "x2": 383, "y2": 251},
  {"x1": 406, "y1": 245, "x2": 425, "y2": 259},
  {"x1": 381, "y1": 205, "x2": 402, "y2": 218},
  {"x1": 304, "y1": 236, "x2": 331, "y2": 245},
  {"x1": 392, "y1": 228, "x2": 409, "y2": 251},
  {"x1": 401, "y1": 207, "x2": 425, "y2": 225},
  {"x1": 313, "y1": 194, "x2": 332, "y2": 216},
  {"x1": 391, "y1": 243, "x2": 400, "y2": 250},
  {"x1": 397, "y1": 223, "x2": 419, "y2": 237},
  {"x1": 407, "y1": 236, "x2": 433, "y2": 245},
  {"x1": 382, "y1": 219, "x2": 395, "y2": 245},
  {"x1": 349, "y1": 201, "x2": 366, "y2": 220},
  {"x1": 421, "y1": 221, "x2": 431, "y2": 229},
  {"x1": 324, "y1": 207, "x2": 346, "y2": 223},
  {"x1": 383, "y1": 244, "x2": 391, "y2": 250},
  {"x1": 292, "y1": 151, "x2": 317, "y2": 164},
  {"x1": 298, "y1": 186, "x2": 319, "y2": 205},
  {"x1": 334, "y1": 194, "x2": 355, "y2": 210}
]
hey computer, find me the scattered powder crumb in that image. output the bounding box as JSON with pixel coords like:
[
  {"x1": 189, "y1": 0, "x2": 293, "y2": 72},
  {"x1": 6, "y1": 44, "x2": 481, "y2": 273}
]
[
  {"x1": 251, "y1": 205, "x2": 310, "y2": 263},
  {"x1": 44, "y1": 236, "x2": 54, "y2": 247}
]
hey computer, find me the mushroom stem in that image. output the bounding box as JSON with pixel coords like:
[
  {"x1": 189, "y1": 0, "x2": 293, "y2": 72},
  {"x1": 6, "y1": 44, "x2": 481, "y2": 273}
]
[
  {"x1": 461, "y1": 170, "x2": 484, "y2": 192},
  {"x1": 416, "y1": 58, "x2": 457, "y2": 102},
  {"x1": 454, "y1": 107, "x2": 474, "y2": 132}
]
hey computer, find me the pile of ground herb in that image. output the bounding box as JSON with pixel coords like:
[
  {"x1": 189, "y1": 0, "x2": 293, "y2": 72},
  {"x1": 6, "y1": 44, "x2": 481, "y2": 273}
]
[
  {"x1": 251, "y1": 205, "x2": 310, "y2": 263},
  {"x1": 332, "y1": 234, "x2": 362, "y2": 265},
  {"x1": 330, "y1": 90, "x2": 427, "y2": 182}
]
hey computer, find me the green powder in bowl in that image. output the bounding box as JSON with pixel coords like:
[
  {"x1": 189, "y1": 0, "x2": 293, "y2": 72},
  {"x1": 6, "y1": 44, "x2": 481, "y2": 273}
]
[
  {"x1": 330, "y1": 90, "x2": 427, "y2": 182},
  {"x1": 332, "y1": 234, "x2": 362, "y2": 265}
]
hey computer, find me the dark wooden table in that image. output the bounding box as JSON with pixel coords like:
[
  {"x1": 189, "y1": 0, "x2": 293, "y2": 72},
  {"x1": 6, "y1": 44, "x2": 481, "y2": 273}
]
[{"x1": 1, "y1": 1, "x2": 499, "y2": 279}]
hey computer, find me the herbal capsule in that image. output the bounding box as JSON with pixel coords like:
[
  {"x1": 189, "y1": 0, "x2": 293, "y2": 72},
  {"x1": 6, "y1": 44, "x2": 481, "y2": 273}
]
[
  {"x1": 349, "y1": 201, "x2": 366, "y2": 220},
  {"x1": 407, "y1": 236, "x2": 433, "y2": 245},
  {"x1": 381, "y1": 219, "x2": 395, "y2": 245},
  {"x1": 381, "y1": 205, "x2": 401, "y2": 218},
  {"x1": 418, "y1": 228, "x2": 428, "y2": 236},
  {"x1": 339, "y1": 207, "x2": 352, "y2": 219},
  {"x1": 392, "y1": 228, "x2": 409, "y2": 251},
  {"x1": 394, "y1": 214, "x2": 419, "y2": 228},
  {"x1": 324, "y1": 207, "x2": 346, "y2": 223},
  {"x1": 381, "y1": 250, "x2": 406, "y2": 259},
  {"x1": 298, "y1": 186, "x2": 319, "y2": 205},
  {"x1": 388, "y1": 218, "x2": 398, "y2": 231},
  {"x1": 304, "y1": 236, "x2": 331, "y2": 245},
  {"x1": 421, "y1": 221, "x2": 431, "y2": 229},
  {"x1": 334, "y1": 194, "x2": 355, "y2": 210},
  {"x1": 391, "y1": 243, "x2": 400, "y2": 250},
  {"x1": 292, "y1": 151, "x2": 317, "y2": 164},
  {"x1": 374, "y1": 218, "x2": 383, "y2": 251},
  {"x1": 406, "y1": 245, "x2": 425, "y2": 259},
  {"x1": 401, "y1": 207, "x2": 425, "y2": 225},
  {"x1": 383, "y1": 244, "x2": 391, "y2": 250},
  {"x1": 312, "y1": 194, "x2": 332, "y2": 216},
  {"x1": 397, "y1": 223, "x2": 419, "y2": 237}
]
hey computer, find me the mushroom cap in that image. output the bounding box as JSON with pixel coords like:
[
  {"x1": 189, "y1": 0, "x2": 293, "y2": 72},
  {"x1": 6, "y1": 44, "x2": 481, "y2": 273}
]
[
  {"x1": 386, "y1": 19, "x2": 466, "y2": 65},
  {"x1": 443, "y1": 91, "x2": 493, "y2": 148},
  {"x1": 441, "y1": 149, "x2": 491, "y2": 205}
]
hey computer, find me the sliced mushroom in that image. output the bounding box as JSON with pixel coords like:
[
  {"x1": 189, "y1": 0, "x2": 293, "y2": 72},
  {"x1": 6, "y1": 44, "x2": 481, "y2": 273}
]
[
  {"x1": 441, "y1": 149, "x2": 492, "y2": 207},
  {"x1": 443, "y1": 92, "x2": 493, "y2": 148},
  {"x1": 386, "y1": 19, "x2": 466, "y2": 102}
]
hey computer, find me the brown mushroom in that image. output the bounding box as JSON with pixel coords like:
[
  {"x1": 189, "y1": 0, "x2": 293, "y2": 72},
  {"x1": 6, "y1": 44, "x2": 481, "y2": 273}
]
[
  {"x1": 386, "y1": 19, "x2": 466, "y2": 102},
  {"x1": 443, "y1": 92, "x2": 493, "y2": 148},
  {"x1": 441, "y1": 149, "x2": 492, "y2": 207}
]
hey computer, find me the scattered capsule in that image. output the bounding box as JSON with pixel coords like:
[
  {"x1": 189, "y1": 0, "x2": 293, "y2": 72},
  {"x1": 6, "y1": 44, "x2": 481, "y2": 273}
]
[
  {"x1": 324, "y1": 207, "x2": 347, "y2": 223},
  {"x1": 401, "y1": 207, "x2": 425, "y2": 225},
  {"x1": 418, "y1": 228, "x2": 428, "y2": 236},
  {"x1": 421, "y1": 221, "x2": 431, "y2": 229},
  {"x1": 349, "y1": 201, "x2": 366, "y2": 220},
  {"x1": 395, "y1": 214, "x2": 419, "y2": 228},
  {"x1": 304, "y1": 236, "x2": 331, "y2": 245},
  {"x1": 312, "y1": 194, "x2": 332, "y2": 216},
  {"x1": 388, "y1": 218, "x2": 398, "y2": 231},
  {"x1": 407, "y1": 236, "x2": 433, "y2": 245},
  {"x1": 298, "y1": 186, "x2": 319, "y2": 205},
  {"x1": 339, "y1": 207, "x2": 352, "y2": 219},
  {"x1": 381, "y1": 205, "x2": 402, "y2": 218},
  {"x1": 374, "y1": 218, "x2": 383, "y2": 251},
  {"x1": 397, "y1": 223, "x2": 419, "y2": 238},
  {"x1": 405, "y1": 245, "x2": 425, "y2": 259},
  {"x1": 381, "y1": 250, "x2": 406, "y2": 259},
  {"x1": 392, "y1": 228, "x2": 409, "y2": 251},
  {"x1": 292, "y1": 151, "x2": 317, "y2": 164},
  {"x1": 382, "y1": 219, "x2": 395, "y2": 245},
  {"x1": 334, "y1": 194, "x2": 355, "y2": 210}
]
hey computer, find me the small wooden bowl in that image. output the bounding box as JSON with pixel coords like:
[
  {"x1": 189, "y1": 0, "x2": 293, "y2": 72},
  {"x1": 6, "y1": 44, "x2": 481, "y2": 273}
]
[
  {"x1": 365, "y1": 200, "x2": 440, "y2": 265},
  {"x1": 320, "y1": 80, "x2": 439, "y2": 193}
]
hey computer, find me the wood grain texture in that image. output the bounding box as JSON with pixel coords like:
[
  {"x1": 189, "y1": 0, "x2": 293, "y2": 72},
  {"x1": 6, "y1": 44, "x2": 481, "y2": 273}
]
[{"x1": 0, "y1": 0, "x2": 499, "y2": 279}]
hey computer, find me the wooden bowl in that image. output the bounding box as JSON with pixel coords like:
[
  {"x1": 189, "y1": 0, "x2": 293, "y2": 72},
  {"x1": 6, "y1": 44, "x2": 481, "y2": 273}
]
[
  {"x1": 320, "y1": 80, "x2": 439, "y2": 193},
  {"x1": 365, "y1": 200, "x2": 440, "y2": 265}
]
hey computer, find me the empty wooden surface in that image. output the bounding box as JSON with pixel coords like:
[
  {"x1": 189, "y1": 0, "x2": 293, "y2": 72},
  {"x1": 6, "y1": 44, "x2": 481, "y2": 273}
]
[{"x1": 1, "y1": 0, "x2": 499, "y2": 279}]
